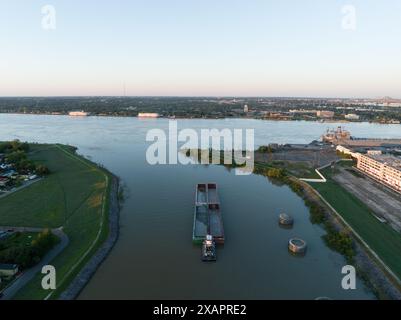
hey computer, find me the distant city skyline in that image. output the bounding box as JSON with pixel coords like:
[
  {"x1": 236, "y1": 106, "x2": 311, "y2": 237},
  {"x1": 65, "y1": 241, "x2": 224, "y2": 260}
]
[
  {"x1": 1, "y1": 0, "x2": 401, "y2": 98},
  {"x1": 0, "y1": 95, "x2": 400, "y2": 100}
]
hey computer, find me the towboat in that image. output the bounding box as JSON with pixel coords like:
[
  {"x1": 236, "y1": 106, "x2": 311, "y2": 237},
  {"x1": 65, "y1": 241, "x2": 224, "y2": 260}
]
[{"x1": 201, "y1": 234, "x2": 216, "y2": 262}]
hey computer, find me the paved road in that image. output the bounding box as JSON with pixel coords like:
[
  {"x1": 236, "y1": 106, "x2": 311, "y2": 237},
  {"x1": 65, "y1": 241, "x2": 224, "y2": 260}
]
[
  {"x1": 0, "y1": 228, "x2": 69, "y2": 300},
  {"x1": 0, "y1": 178, "x2": 42, "y2": 200},
  {"x1": 0, "y1": 226, "x2": 49, "y2": 233}
]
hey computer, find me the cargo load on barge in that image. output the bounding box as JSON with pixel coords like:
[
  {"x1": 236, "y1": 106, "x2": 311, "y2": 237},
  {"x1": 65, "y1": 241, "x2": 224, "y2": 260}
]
[{"x1": 193, "y1": 183, "x2": 224, "y2": 245}]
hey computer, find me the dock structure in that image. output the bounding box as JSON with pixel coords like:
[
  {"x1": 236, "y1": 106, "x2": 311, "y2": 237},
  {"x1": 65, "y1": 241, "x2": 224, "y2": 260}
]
[
  {"x1": 193, "y1": 183, "x2": 225, "y2": 244},
  {"x1": 322, "y1": 127, "x2": 401, "y2": 147}
]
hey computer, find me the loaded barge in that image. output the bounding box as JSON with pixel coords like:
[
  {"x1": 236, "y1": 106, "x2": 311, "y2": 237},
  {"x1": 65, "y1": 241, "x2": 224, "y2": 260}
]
[{"x1": 193, "y1": 183, "x2": 225, "y2": 245}]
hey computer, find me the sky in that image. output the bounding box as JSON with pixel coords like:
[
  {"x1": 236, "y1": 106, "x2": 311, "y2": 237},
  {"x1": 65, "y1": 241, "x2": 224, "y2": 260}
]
[{"x1": 0, "y1": 0, "x2": 401, "y2": 98}]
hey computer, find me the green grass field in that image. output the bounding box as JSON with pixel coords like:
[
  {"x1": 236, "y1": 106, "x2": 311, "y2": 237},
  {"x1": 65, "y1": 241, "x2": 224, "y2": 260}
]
[
  {"x1": 0, "y1": 144, "x2": 111, "y2": 299},
  {"x1": 254, "y1": 160, "x2": 321, "y2": 179},
  {"x1": 310, "y1": 167, "x2": 401, "y2": 281}
]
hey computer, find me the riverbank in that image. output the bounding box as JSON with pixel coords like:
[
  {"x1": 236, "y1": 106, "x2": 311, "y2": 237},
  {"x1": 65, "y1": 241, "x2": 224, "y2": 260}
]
[
  {"x1": 308, "y1": 167, "x2": 401, "y2": 299},
  {"x1": 0, "y1": 143, "x2": 120, "y2": 299},
  {"x1": 59, "y1": 175, "x2": 120, "y2": 300},
  {"x1": 295, "y1": 179, "x2": 401, "y2": 299}
]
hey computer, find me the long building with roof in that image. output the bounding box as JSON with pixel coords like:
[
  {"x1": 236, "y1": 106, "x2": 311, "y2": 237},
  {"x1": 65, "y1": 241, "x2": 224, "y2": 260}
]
[{"x1": 356, "y1": 153, "x2": 401, "y2": 194}]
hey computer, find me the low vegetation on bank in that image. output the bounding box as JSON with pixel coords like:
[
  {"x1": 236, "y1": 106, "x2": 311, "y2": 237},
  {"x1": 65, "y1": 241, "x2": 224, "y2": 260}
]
[{"x1": 253, "y1": 163, "x2": 356, "y2": 263}]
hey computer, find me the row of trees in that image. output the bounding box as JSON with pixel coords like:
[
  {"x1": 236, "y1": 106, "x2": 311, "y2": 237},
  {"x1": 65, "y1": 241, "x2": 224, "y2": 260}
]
[
  {"x1": 1, "y1": 97, "x2": 400, "y2": 122},
  {"x1": 0, "y1": 229, "x2": 59, "y2": 269},
  {"x1": 0, "y1": 140, "x2": 50, "y2": 175},
  {"x1": 0, "y1": 140, "x2": 29, "y2": 154},
  {"x1": 257, "y1": 145, "x2": 275, "y2": 154}
]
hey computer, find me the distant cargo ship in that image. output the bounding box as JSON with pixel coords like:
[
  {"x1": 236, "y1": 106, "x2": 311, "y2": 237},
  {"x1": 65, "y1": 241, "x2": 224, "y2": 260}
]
[
  {"x1": 68, "y1": 111, "x2": 89, "y2": 116},
  {"x1": 137, "y1": 112, "x2": 159, "y2": 118}
]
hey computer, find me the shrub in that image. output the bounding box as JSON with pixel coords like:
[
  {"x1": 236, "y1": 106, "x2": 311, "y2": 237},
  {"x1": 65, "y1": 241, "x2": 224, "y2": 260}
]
[
  {"x1": 309, "y1": 203, "x2": 326, "y2": 224},
  {"x1": 323, "y1": 228, "x2": 355, "y2": 262},
  {"x1": 0, "y1": 229, "x2": 58, "y2": 269},
  {"x1": 36, "y1": 164, "x2": 50, "y2": 175},
  {"x1": 257, "y1": 146, "x2": 272, "y2": 153},
  {"x1": 265, "y1": 168, "x2": 285, "y2": 179}
]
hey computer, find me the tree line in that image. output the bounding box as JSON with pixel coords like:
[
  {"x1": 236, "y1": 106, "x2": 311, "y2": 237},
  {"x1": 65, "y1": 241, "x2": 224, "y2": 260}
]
[
  {"x1": 0, "y1": 229, "x2": 59, "y2": 269},
  {"x1": 0, "y1": 140, "x2": 49, "y2": 175}
]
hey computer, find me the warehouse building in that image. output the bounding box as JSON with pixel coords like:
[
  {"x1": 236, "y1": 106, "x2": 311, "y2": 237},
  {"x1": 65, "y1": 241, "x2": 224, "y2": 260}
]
[{"x1": 357, "y1": 153, "x2": 401, "y2": 194}]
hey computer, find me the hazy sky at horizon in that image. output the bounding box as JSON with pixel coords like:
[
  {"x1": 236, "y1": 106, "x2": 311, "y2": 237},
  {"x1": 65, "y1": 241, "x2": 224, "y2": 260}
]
[{"x1": 1, "y1": 0, "x2": 401, "y2": 98}]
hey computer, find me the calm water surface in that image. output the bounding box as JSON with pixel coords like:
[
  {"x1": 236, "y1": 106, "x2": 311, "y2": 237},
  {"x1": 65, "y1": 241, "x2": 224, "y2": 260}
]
[{"x1": 2, "y1": 114, "x2": 397, "y2": 299}]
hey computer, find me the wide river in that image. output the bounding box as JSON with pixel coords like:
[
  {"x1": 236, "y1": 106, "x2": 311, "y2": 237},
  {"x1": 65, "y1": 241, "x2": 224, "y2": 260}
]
[{"x1": 2, "y1": 114, "x2": 400, "y2": 299}]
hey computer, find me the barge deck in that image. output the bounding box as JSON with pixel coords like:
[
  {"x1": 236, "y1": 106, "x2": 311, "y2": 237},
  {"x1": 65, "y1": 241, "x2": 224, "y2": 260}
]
[{"x1": 193, "y1": 183, "x2": 225, "y2": 244}]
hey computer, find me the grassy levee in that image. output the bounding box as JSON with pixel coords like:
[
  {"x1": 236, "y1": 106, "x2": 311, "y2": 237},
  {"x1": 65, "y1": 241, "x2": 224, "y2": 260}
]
[
  {"x1": 268, "y1": 160, "x2": 321, "y2": 179},
  {"x1": 309, "y1": 167, "x2": 401, "y2": 282},
  {"x1": 0, "y1": 143, "x2": 111, "y2": 299}
]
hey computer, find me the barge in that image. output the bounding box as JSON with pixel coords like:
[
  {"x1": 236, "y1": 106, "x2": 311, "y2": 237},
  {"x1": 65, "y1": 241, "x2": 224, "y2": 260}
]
[{"x1": 193, "y1": 183, "x2": 225, "y2": 245}]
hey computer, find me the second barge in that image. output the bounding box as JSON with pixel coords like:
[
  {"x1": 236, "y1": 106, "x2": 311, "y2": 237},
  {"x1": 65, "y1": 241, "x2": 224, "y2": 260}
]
[{"x1": 193, "y1": 183, "x2": 225, "y2": 245}]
